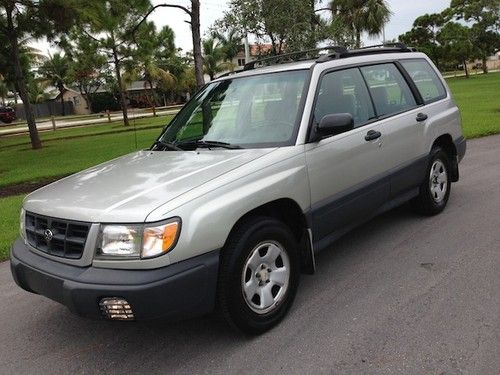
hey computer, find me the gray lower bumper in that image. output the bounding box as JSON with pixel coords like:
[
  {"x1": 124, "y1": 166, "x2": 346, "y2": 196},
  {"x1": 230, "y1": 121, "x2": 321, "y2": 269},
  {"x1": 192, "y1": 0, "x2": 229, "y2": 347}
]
[{"x1": 10, "y1": 238, "x2": 219, "y2": 321}]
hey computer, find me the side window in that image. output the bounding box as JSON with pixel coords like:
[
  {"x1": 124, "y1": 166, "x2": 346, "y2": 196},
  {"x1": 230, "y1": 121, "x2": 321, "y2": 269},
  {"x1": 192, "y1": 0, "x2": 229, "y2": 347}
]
[
  {"x1": 314, "y1": 68, "x2": 375, "y2": 128},
  {"x1": 400, "y1": 59, "x2": 447, "y2": 103},
  {"x1": 360, "y1": 64, "x2": 417, "y2": 117}
]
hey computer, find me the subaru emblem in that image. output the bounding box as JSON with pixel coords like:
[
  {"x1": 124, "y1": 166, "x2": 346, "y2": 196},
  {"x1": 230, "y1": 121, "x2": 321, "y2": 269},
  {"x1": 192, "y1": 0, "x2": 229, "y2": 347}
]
[{"x1": 44, "y1": 229, "x2": 53, "y2": 242}]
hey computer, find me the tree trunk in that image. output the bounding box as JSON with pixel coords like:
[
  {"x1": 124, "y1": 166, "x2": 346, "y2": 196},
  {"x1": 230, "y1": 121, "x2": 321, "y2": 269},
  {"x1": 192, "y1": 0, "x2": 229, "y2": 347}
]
[
  {"x1": 59, "y1": 87, "x2": 65, "y2": 116},
  {"x1": 482, "y1": 56, "x2": 488, "y2": 74},
  {"x1": 463, "y1": 59, "x2": 469, "y2": 78},
  {"x1": 148, "y1": 80, "x2": 157, "y2": 116},
  {"x1": 355, "y1": 30, "x2": 361, "y2": 49},
  {"x1": 111, "y1": 40, "x2": 130, "y2": 126},
  {"x1": 6, "y1": 7, "x2": 41, "y2": 149},
  {"x1": 191, "y1": 0, "x2": 205, "y2": 88},
  {"x1": 83, "y1": 91, "x2": 93, "y2": 113}
]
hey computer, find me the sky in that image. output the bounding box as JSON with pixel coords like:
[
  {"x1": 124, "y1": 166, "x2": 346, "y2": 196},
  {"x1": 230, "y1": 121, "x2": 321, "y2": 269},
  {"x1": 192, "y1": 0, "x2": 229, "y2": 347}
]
[{"x1": 32, "y1": 0, "x2": 453, "y2": 55}]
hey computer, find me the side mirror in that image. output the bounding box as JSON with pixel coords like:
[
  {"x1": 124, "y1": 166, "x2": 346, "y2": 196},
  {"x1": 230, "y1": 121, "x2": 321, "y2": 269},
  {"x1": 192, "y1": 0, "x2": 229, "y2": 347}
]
[{"x1": 316, "y1": 113, "x2": 354, "y2": 139}]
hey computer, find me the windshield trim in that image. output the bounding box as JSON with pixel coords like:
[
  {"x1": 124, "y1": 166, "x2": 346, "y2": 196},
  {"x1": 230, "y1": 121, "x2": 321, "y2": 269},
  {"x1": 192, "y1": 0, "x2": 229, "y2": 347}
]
[{"x1": 155, "y1": 68, "x2": 313, "y2": 149}]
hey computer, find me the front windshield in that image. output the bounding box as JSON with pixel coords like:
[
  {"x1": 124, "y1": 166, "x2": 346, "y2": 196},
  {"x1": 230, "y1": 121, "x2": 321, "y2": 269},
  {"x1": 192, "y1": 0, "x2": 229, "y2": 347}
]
[{"x1": 158, "y1": 70, "x2": 308, "y2": 149}]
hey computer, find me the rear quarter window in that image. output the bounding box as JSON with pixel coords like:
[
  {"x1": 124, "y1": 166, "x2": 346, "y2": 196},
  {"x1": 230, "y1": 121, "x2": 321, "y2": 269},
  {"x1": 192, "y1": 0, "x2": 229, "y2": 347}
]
[{"x1": 401, "y1": 60, "x2": 447, "y2": 104}]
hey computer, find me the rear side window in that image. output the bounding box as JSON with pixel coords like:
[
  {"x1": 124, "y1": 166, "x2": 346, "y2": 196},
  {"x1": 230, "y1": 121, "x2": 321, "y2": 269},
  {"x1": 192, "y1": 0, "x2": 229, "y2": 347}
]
[
  {"x1": 401, "y1": 60, "x2": 447, "y2": 103},
  {"x1": 314, "y1": 68, "x2": 375, "y2": 127},
  {"x1": 360, "y1": 63, "x2": 417, "y2": 117}
]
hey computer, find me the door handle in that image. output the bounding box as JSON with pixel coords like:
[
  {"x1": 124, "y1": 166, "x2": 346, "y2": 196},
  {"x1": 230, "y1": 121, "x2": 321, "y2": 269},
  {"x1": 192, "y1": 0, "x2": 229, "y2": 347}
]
[
  {"x1": 416, "y1": 113, "x2": 428, "y2": 122},
  {"x1": 365, "y1": 130, "x2": 382, "y2": 141}
]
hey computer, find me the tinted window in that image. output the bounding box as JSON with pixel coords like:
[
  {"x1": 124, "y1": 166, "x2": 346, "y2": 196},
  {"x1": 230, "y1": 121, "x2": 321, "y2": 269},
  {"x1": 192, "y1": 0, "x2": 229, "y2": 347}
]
[
  {"x1": 314, "y1": 68, "x2": 375, "y2": 127},
  {"x1": 401, "y1": 59, "x2": 447, "y2": 103},
  {"x1": 360, "y1": 64, "x2": 417, "y2": 117}
]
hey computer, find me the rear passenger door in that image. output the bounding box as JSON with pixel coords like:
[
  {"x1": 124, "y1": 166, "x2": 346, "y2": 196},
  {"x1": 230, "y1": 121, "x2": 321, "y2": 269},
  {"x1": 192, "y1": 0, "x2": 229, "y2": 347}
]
[{"x1": 359, "y1": 63, "x2": 424, "y2": 198}]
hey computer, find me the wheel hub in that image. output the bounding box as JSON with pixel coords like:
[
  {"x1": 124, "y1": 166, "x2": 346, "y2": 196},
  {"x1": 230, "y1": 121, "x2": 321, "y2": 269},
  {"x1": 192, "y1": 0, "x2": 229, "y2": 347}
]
[
  {"x1": 429, "y1": 159, "x2": 448, "y2": 203},
  {"x1": 241, "y1": 241, "x2": 291, "y2": 314},
  {"x1": 256, "y1": 264, "x2": 272, "y2": 286}
]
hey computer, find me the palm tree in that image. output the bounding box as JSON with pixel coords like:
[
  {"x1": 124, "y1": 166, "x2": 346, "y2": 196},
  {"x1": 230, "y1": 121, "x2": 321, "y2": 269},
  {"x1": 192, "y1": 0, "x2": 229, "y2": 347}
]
[
  {"x1": 203, "y1": 38, "x2": 234, "y2": 80},
  {"x1": 330, "y1": 0, "x2": 392, "y2": 48},
  {"x1": 124, "y1": 58, "x2": 176, "y2": 116},
  {"x1": 38, "y1": 53, "x2": 70, "y2": 115},
  {"x1": 212, "y1": 29, "x2": 243, "y2": 70},
  {"x1": 28, "y1": 79, "x2": 52, "y2": 104}
]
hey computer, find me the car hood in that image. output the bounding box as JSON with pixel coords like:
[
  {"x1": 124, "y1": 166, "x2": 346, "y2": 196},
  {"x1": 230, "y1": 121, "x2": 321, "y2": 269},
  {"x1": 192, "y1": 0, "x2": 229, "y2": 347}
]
[{"x1": 24, "y1": 149, "x2": 276, "y2": 223}]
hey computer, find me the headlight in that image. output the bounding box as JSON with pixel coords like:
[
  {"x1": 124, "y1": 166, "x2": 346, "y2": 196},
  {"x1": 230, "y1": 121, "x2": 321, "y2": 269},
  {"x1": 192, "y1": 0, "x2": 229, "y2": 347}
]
[
  {"x1": 19, "y1": 208, "x2": 26, "y2": 239},
  {"x1": 97, "y1": 218, "x2": 181, "y2": 259}
]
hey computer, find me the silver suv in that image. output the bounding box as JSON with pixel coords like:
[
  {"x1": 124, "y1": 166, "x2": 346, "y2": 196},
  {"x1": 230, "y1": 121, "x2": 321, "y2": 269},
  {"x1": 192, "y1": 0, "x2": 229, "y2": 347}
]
[{"x1": 11, "y1": 44, "x2": 466, "y2": 333}]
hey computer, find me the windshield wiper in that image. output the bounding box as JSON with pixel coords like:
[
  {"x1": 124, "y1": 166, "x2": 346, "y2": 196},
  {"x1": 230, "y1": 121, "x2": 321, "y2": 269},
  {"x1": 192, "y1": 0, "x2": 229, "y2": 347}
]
[
  {"x1": 151, "y1": 140, "x2": 183, "y2": 151},
  {"x1": 177, "y1": 140, "x2": 242, "y2": 150}
]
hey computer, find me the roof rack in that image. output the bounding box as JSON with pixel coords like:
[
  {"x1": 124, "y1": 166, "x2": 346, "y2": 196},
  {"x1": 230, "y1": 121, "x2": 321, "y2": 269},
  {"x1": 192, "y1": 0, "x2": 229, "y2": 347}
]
[
  {"x1": 316, "y1": 42, "x2": 416, "y2": 62},
  {"x1": 242, "y1": 43, "x2": 416, "y2": 71},
  {"x1": 243, "y1": 46, "x2": 348, "y2": 71}
]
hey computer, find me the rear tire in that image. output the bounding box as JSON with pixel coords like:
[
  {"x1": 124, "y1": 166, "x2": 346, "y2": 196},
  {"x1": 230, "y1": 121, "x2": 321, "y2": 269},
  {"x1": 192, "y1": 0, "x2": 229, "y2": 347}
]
[
  {"x1": 217, "y1": 216, "x2": 300, "y2": 334},
  {"x1": 411, "y1": 147, "x2": 451, "y2": 216}
]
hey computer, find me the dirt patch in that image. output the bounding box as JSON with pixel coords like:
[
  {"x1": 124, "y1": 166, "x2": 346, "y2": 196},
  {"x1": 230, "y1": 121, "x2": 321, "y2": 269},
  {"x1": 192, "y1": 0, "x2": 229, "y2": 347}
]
[{"x1": 0, "y1": 175, "x2": 69, "y2": 198}]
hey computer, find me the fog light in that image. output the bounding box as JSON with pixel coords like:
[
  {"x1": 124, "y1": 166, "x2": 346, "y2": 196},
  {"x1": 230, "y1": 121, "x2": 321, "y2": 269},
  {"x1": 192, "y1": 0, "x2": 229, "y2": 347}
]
[{"x1": 99, "y1": 297, "x2": 134, "y2": 321}]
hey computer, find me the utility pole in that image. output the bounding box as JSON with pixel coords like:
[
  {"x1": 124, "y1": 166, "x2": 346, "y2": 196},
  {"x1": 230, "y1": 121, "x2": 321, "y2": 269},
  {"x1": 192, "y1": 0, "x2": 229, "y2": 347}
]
[{"x1": 244, "y1": 33, "x2": 250, "y2": 63}]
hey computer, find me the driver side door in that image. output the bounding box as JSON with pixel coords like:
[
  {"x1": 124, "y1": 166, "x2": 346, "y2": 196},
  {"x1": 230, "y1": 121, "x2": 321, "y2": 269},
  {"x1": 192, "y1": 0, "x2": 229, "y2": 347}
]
[{"x1": 305, "y1": 67, "x2": 390, "y2": 249}]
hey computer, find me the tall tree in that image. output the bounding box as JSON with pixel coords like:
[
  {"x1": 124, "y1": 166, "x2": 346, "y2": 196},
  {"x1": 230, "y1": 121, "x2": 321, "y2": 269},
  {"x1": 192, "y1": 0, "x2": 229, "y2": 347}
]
[
  {"x1": 60, "y1": 31, "x2": 110, "y2": 114},
  {"x1": 399, "y1": 13, "x2": 446, "y2": 70},
  {"x1": 125, "y1": 22, "x2": 176, "y2": 115},
  {"x1": 38, "y1": 52, "x2": 70, "y2": 115},
  {"x1": 0, "y1": 0, "x2": 80, "y2": 149},
  {"x1": 448, "y1": 0, "x2": 500, "y2": 73},
  {"x1": 131, "y1": 1, "x2": 205, "y2": 88},
  {"x1": 77, "y1": 0, "x2": 151, "y2": 126},
  {"x1": 214, "y1": 0, "x2": 324, "y2": 54},
  {"x1": 438, "y1": 22, "x2": 476, "y2": 78},
  {"x1": 330, "y1": 0, "x2": 392, "y2": 48}
]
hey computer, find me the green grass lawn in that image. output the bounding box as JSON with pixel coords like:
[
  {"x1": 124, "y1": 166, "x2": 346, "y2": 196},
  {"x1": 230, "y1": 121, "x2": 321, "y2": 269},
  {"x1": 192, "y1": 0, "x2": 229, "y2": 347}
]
[
  {"x1": 0, "y1": 114, "x2": 173, "y2": 149},
  {"x1": 0, "y1": 195, "x2": 24, "y2": 260},
  {"x1": 446, "y1": 72, "x2": 500, "y2": 138},
  {"x1": 0, "y1": 115, "x2": 173, "y2": 188},
  {"x1": 0, "y1": 73, "x2": 498, "y2": 261}
]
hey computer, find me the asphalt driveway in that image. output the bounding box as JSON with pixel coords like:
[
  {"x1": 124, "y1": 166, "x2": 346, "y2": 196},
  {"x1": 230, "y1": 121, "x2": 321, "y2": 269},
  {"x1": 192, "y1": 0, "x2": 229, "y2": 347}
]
[{"x1": 0, "y1": 135, "x2": 499, "y2": 374}]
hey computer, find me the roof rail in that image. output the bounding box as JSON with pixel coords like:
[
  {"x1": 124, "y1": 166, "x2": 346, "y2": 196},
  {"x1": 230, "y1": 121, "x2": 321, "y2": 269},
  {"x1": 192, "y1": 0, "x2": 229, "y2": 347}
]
[
  {"x1": 243, "y1": 46, "x2": 348, "y2": 71},
  {"x1": 238, "y1": 43, "x2": 417, "y2": 72},
  {"x1": 316, "y1": 42, "x2": 417, "y2": 63},
  {"x1": 216, "y1": 70, "x2": 242, "y2": 79}
]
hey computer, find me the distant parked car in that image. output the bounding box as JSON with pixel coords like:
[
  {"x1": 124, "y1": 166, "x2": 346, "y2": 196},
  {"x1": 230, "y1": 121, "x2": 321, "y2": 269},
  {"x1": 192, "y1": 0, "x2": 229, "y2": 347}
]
[{"x1": 0, "y1": 106, "x2": 16, "y2": 124}]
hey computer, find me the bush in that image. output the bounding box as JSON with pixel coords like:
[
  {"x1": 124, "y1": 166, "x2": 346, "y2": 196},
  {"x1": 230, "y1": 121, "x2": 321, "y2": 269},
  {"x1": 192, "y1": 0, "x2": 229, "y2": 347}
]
[{"x1": 89, "y1": 92, "x2": 120, "y2": 113}]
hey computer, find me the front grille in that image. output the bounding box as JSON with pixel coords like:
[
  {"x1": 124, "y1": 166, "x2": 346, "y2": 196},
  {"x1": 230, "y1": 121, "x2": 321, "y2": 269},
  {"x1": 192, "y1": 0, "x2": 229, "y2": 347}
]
[{"x1": 25, "y1": 212, "x2": 91, "y2": 259}]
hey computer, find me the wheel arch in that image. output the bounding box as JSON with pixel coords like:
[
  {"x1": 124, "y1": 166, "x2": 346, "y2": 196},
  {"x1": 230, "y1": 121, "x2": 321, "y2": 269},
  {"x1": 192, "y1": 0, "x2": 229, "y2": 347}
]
[
  {"x1": 431, "y1": 133, "x2": 459, "y2": 182},
  {"x1": 223, "y1": 198, "x2": 315, "y2": 274}
]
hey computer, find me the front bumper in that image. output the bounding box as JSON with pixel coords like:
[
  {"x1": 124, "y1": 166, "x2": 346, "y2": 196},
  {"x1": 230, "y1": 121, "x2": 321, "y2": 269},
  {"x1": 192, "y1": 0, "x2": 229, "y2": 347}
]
[{"x1": 10, "y1": 238, "x2": 219, "y2": 320}]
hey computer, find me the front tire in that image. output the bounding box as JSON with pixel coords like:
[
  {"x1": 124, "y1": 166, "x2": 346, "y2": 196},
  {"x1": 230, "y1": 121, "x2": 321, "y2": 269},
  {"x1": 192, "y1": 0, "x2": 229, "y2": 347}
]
[
  {"x1": 411, "y1": 147, "x2": 451, "y2": 216},
  {"x1": 217, "y1": 216, "x2": 300, "y2": 334}
]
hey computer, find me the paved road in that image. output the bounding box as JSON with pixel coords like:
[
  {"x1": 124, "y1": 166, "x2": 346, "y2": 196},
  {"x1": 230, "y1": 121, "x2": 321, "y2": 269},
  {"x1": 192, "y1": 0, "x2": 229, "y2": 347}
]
[{"x1": 0, "y1": 135, "x2": 499, "y2": 374}]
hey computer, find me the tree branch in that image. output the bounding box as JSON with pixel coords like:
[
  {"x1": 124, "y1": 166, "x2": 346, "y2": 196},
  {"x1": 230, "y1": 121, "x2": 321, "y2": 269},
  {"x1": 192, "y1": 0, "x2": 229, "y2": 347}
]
[
  {"x1": 314, "y1": 7, "x2": 331, "y2": 13},
  {"x1": 129, "y1": 3, "x2": 192, "y2": 37}
]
